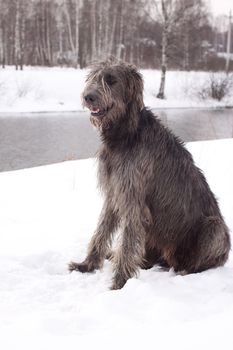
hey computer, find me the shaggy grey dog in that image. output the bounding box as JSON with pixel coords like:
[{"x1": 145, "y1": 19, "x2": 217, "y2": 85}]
[{"x1": 69, "y1": 59, "x2": 231, "y2": 290}]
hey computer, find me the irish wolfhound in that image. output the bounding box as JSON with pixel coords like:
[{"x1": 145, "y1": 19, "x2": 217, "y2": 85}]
[{"x1": 69, "y1": 59, "x2": 230, "y2": 290}]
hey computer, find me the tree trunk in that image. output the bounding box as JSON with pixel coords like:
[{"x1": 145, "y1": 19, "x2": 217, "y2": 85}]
[
  {"x1": 0, "y1": 25, "x2": 3, "y2": 67},
  {"x1": 104, "y1": 0, "x2": 110, "y2": 57},
  {"x1": 183, "y1": 31, "x2": 190, "y2": 70},
  {"x1": 46, "y1": 1, "x2": 52, "y2": 65},
  {"x1": 157, "y1": 0, "x2": 169, "y2": 99},
  {"x1": 75, "y1": 0, "x2": 82, "y2": 67},
  {"x1": 64, "y1": 0, "x2": 75, "y2": 55},
  {"x1": 226, "y1": 11, "x2": 232, "y2": 74},
  {"x1": 35, "y1": 11, "x2": 44, "y2": 65},
  {"x1": 20, "y1": 0, "x2": 25, "y2": 70},
  {"x1": 157, "y1": 24, "x2": 168, "y2": 99},
  {"x1": 97, "y1": 0, "x2": 102, "y2": 59},
  {"x1": 116, "y1": 0, "x2": 124, "y2": 60},
  {"x1": 41, "y1": 1, "x2": 48, "y2": 65},
  {"x1": 14, "y1": 0, "x2": 21, "y2": 70},
  {"x1": 91, "y1": 0, "x2": 96, "y2": 60},
  {"x1": 58, "y1": 27, "x2": 63, "y2": 59},
  {"x1": 1, "y1": 24, "x2": 6, "y2": 68},
  {"x1": 109, "y1": 6, "x2": 117, "y2": 56}
]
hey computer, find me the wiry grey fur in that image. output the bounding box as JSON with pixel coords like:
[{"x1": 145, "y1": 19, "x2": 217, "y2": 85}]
[{"x1": 69, "y1": 59, "x2": 231, "y2": 290}]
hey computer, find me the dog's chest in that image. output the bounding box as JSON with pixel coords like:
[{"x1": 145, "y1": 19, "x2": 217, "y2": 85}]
[{"x1": 98, "y1": 149, "x2": 134, "y2": 196}]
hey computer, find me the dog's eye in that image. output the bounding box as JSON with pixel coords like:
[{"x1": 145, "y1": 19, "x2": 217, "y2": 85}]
[{"x1": 105, "y1": 74, "x2": 117, "y2": 86}]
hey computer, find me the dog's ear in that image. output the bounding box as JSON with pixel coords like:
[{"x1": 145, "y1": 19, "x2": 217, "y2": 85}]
[
  {"x1": 124, "y1": 65, "x2": 144, "y2": 133},
  {"x1": 127, "y1": 65, "x2": 144, "y2": 110}
]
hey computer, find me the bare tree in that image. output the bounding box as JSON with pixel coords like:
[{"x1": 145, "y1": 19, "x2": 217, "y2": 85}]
[
  {"x1": 14, "y1": 0, "x2": 21, "y2": 69},
  {"x1": 0, "y1": 0, "x2": 8, "y2": 68},
  {"x1": 0, "y1": 0, "x2": 228, "y2": 70},
  {"x1": 75, "y1": 0, "x2": 82, "y2": 67},
  {"x1": 148, "y1": 0, "x2": 208, "y2": 99},
  {"x1": 226, "y1": 11, "x2": 232, "y2": 74},
  {"x1": 116, "y1": 0, "x2": 124, "y2": 59},
  {"x1": 63, "y1": 0, "x2": 75, "y2": 59},
  {"x1": 156, "y1": 0, "x2": 171, "y2": 99}
]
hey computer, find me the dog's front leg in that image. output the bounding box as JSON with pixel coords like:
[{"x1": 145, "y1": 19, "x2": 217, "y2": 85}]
[
  {"x1": 69, "y1": 201, "x2": 119, "y2": 273},
  {"x1": 111, "y1": 213, "x2": 146, "y2": 290}
]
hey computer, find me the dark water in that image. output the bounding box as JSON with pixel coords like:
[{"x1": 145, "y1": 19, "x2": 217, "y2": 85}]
[{"x1": 0, "y1": 109, "x2": 232, "y2": 172}]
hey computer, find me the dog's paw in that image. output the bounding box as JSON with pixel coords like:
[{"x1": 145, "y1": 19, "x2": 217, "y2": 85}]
[
  {"x1": 110, "y1": 276, "x2": 127, "y2": 290},
  {"x1": 68, "y1": 261, "x2": 93, "y2": 273}
]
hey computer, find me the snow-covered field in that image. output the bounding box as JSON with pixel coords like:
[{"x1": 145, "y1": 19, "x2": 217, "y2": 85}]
[
  {"x1": 0, "y1": 138, "x2": 233, "y2": 350},
  {"x1": 0, "y1": 67, "x2": 233, "y2": 113}
]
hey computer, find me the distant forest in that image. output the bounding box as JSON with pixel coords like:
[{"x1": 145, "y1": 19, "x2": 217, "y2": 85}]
[{"x1": 0, "y1": 0, "x2": 232, "y2": 70}]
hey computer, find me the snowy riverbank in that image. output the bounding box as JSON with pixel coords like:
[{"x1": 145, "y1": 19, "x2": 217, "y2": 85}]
[
  {"x1": 0, "y1": 67, "x2": 233, "y2": 113},
  {"x1": 0, "y1": 138, "x2": 233, "y2": 349}
]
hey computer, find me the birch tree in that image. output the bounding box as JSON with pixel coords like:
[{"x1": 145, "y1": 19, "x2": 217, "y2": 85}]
[
  {"x1": 116, "y1": 0, "x2": 124, "y2": 59},
  {"x1": 0, "y1": 0, "x2": 8, "y2": 67},
  {"x1": 149, "y1": 0, "x2": 208, "y2": 99},
  {"x1": 156, "y1": 0, "x2": 170, "y2": 99},
  {"x1": 0, "y1": 0, "x2": 223, "y2": 69},
  {"x1": 91, "y1": 0, "x2": 97, "y2": 60},
  {"x1": 75, "y1": 0, "x2": 82, "y2": 67},
  {"x1": 14, "y1": 0, "x2": 21, "y2": 69}
]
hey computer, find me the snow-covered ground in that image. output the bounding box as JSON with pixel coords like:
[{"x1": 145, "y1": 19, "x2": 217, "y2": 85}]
[
  {"x1": 0, "y1": 138, "x2": 233, "y2": 349},
  {"x1": 0, "y1": 67, "x2": 233, "y2": 113}
]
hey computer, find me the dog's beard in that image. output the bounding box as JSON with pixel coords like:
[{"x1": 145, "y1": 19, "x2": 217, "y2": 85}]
[
  {"x1": 90, "y1": 109, "x2": 112, "y2": 130},
  {"x1": 90, "y1": 114, "x2": 103, "y2": 129},
  {"x1": 86, "y1": 98, "x2": 127, "y2": 131},
  {"x1": 88, "y1": 104, "x2": 115, "y2": 129}
]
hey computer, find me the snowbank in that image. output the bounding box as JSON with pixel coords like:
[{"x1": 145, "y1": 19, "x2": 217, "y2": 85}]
[
  {"x1": 0, "y1": 67, "x2": 232, "y2": 113},
  {"x1": 0, "y1": 139, "x2": 233, "y2": 350}
]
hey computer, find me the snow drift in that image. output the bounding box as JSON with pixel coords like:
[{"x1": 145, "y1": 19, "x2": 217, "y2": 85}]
[{"x1": 0, "y1": 139, "x2": 233, "y2": 350}]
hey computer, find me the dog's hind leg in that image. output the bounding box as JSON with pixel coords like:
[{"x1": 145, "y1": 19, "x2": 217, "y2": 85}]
[
  {"x1": 184, "y1": 217, "x2": 230, "y2": 274},
  {"x1": 141, "y1": 245, "x2": 169, "y2": 270}
]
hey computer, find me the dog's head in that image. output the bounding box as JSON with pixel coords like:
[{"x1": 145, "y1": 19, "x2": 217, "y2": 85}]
[{"x1": 82, "y1": 58, "x2": 144, "y2": 130}]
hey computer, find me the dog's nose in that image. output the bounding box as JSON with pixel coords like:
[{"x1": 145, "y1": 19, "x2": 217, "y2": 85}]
[{"x1": 84, "y1": 93, "x2": 97, "y2": 103}]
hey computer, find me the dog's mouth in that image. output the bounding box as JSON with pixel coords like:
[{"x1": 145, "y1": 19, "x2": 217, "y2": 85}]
[
  {"x1": 90, "y1": 106, "x2": 105, "y2": 117},
  {"x1": 87, "y1": 105, "x2": 112, "y2": 118}
]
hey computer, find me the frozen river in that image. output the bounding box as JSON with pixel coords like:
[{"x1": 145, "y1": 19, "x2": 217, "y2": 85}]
[{"x1": 0, "y1": 108, "x2": 232, "y2": 172}]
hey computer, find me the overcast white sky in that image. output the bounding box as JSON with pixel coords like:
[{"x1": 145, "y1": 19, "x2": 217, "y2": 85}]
[{"x1": 209, "y1": 0, "x2": 232, "y2": 16}]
